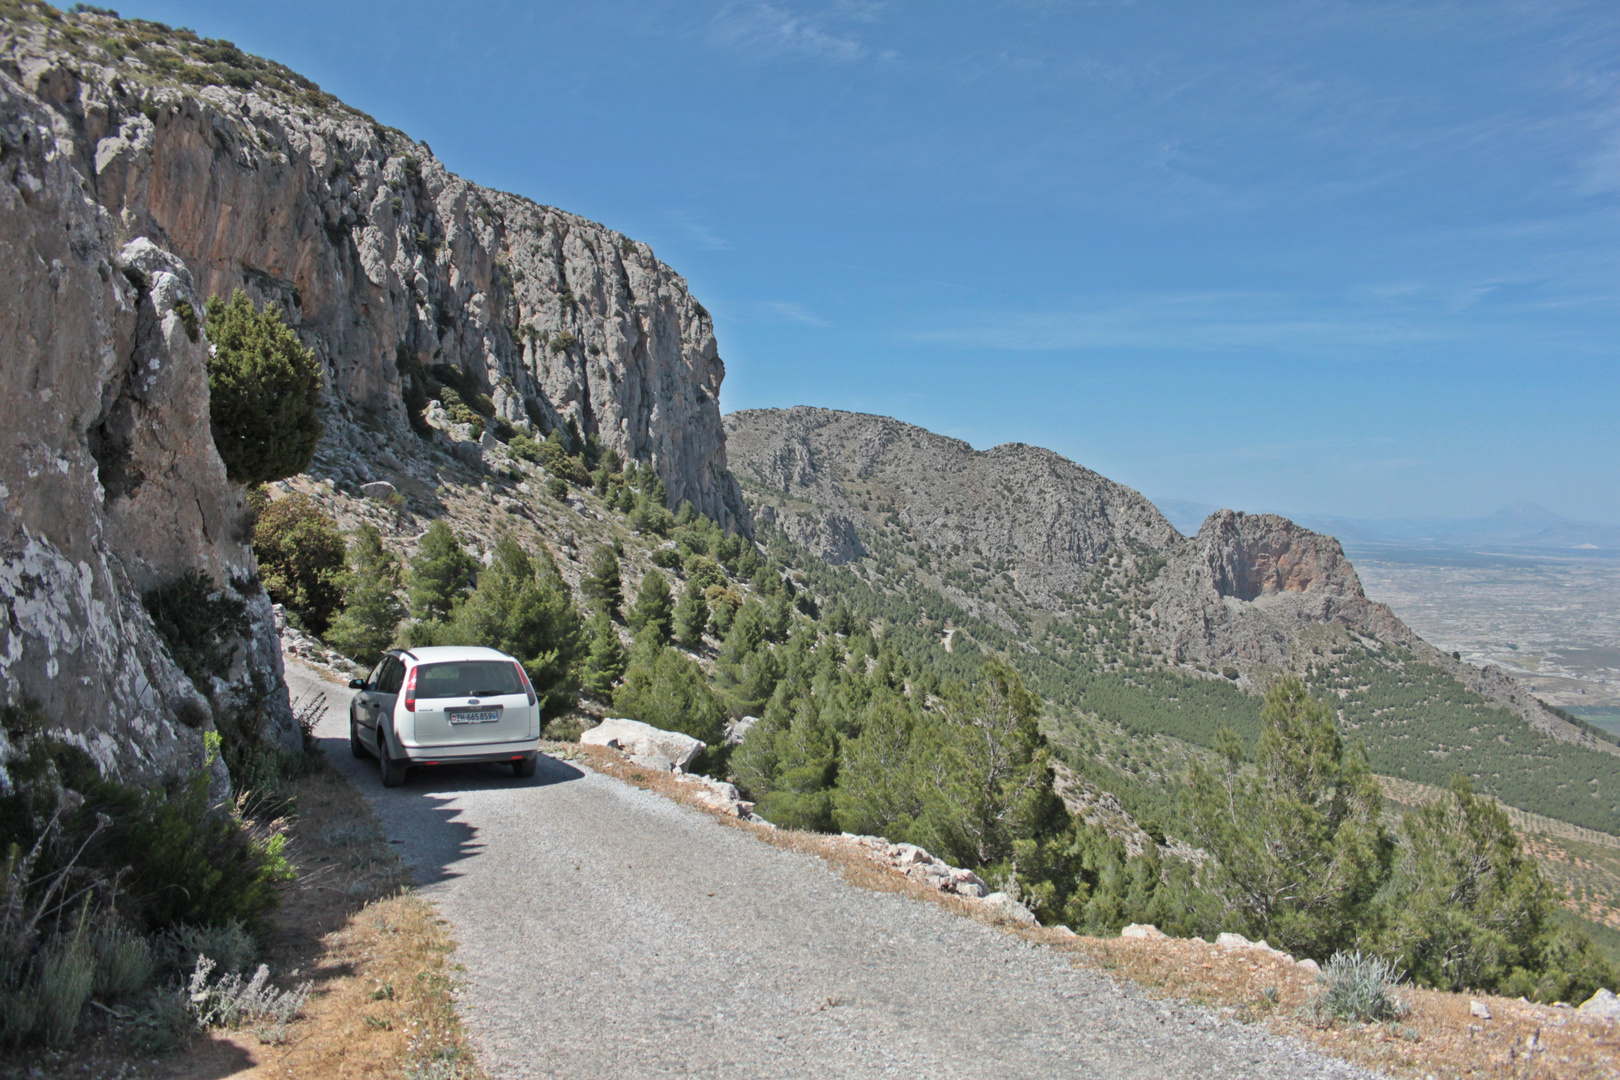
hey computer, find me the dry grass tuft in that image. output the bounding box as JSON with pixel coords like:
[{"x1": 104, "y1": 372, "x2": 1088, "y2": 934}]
[{"x1": 1068, "y1": 935, "x2": 1620, "y2": 1080}]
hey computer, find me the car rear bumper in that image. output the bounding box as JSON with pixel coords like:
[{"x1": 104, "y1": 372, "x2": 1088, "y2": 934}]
[{"x1": 396, "y1": 738, "x2": 541, "y2": 766}]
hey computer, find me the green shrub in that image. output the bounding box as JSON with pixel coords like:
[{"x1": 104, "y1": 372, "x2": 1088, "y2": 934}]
[
  {"x1": 251, "y1": 492, "x2": 346, "y2": 634},
  {"x1": 160, "y1": 920, "x2": 257, "y2": 978},
  {"x1": 91, "y1": 922, "x2": 155, "y2": 1001},
  {"x1": 546, "y1": 477, "x2": 569, "y2": 502},
  {"x1": 203, "y1": 291, "x2": 322, "y2": 486},
  {"x1": 143, "y1": 570, "x2": 251, "y2": 685},
  {"x1": 1310, "y1": 952, "x2": 1409, "y2": 1023},
  {"x1": 508, "y1": 432, "x2": 541, "y2": 462},
  {"x1": 549, "y1": 331, "x2": 577, "y2": 354}
]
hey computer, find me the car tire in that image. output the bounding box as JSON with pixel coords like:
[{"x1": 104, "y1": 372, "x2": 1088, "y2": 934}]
[
  {"x1": 350, "y1": 710, "x2": 371, "y2": 759},
  {"x1": 513, "y1": 753, "x2": 538, "y2": 779},
  {"x1": 379, "y1": 722, "x2": 407, "y2": 788}
]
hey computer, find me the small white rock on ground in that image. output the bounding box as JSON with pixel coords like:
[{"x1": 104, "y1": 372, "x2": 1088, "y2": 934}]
[{"x1": 291, "y1": 660, "x2": 1386, "y2": 1080}]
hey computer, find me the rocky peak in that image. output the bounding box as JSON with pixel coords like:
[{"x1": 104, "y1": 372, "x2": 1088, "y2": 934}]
[{"x1": 1194, "y1": 510, "x2": 1367, "y2": 602}]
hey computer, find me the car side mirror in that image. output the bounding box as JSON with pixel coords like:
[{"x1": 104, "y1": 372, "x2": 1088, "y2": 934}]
[{"x1": 348, "y1": 678, "x2": 366, "y2": 690}]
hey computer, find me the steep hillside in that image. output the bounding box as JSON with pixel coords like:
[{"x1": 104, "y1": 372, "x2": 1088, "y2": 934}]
[
  {"x1": 0, "y1": 3, "x2": 741, "y2": 785},
  {"x1": 725, "y1": 407, "x2": 1620, "y2": 835}
]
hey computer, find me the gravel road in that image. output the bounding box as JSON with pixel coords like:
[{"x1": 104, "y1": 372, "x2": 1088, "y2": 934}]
[{"x1": 288, "y1": 661, "x2": 1382, "y2": 1080}]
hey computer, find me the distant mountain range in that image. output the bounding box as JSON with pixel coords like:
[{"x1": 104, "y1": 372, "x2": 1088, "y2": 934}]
[{"x1": 1154, "y1": 500, "x2": 1620, "y2": 559}]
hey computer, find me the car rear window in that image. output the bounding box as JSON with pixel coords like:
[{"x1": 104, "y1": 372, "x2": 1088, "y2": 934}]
[{"x1": 414, "y1": 661, "x2": 523, "y2": 699}]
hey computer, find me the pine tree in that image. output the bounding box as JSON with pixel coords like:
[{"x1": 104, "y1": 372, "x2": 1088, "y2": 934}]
[
  {"x1": 612, "y1": 633, "x2": 725, "y2": 746},
  {"x1": 407, "y1": 520, "x2": 478, "y2": 622},
  {"x1": 580, "y1": 608, "x2": 627, "y2": 701},
  {"x1": 1376, "y1": 774, "x2": 1614, "y2": 1000},
  {"x1": 907, "y1": 660, "x2": 1068, "y2": 874},
  {"x1": 436, "y1": 534, "x2": 584, "y2": 715},
  {"x1": 626, "y1": 568, "x2": 674, "y2": 639},
  {"x1": 673, "y1": 579, "x2": 709, "y2": 649},
  {"x1": 324, "y1": 525, "x2": 407, "y2": 666},
  {"x1": 1185, "y1": 677, "x2": 1391, "y2": 960},
  {"x1": 580, "y1": 544, "x2": 623, "y2": 617}
]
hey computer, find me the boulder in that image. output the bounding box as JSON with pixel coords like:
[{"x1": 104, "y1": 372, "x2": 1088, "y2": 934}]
[
  {"x1": 677, "y1": 774, "x2": 756, "y2": 817},
  {"x1": 1215, "y1": 933, "x2": 1253, "y2": 949},
  {"x1": 450, "y1": 440, "x2": 483, "y2": 468},
  {"x1": 725, "y1": 715, "x2": 760, "y2": 747},
  {"x1": 361, "y1": 480, "x2": 397, "y2": 500},
  {"x1": 980, "y1": 892, "x2": 1039, "y2": 927},
  {"x1": 1578, "y1": 988, "x2": 1620, "y2": 1019},
  {"x1": 1470, "y1": 999, "x2": 1492, "y2": 1020},
  {"x1": 1121, "y1": 924, "x2": 1168, "y2": 941},
  {"x1": 580, "y1": 717, "x2": 705, "y2": 770},
  {"x1": 1296, "y1": 958, "x2": 1321, "y2": 976}
]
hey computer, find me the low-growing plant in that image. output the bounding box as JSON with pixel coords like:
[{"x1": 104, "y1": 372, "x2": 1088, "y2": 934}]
[
  {"x1": 1310, "y1": 951, "x2": 1409, "y2": 1023},
  {"x1": 185, "y1": 955, "x2": 310, "y2": 1043}
]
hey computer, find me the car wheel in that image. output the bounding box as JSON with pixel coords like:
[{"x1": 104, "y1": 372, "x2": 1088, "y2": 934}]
[
  {"x1": 350, "y1": 709, "x2": 371, "y2": 759},
  {"x1": 513, "y1": 753, "x2": 538, "y2": 779},
  {"x1": 379, "y1": 722, "x2": 407, "y2": 788}
]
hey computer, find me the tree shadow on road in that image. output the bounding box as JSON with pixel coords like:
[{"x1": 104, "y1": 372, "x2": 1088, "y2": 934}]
[{"x1": 314, "y1": 733, "x2": 584, "y2": 888}]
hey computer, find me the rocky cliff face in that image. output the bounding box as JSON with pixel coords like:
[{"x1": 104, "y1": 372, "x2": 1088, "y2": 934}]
[
  {"x1": 725, "y1": 407, "x2": 1177, "y2": 620},
  {"x1": 1151, "y1": 509, "x2": 1417, "y2": 669},
  {"x1": 0, "y1": 7, "x2": 743, "y2": 785},
  {"x1": 0, "y1": 61, "x2": 291, "y2": 784}
]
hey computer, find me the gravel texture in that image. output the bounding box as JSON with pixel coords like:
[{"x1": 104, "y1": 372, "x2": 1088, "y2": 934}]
[{"x1": 290, "y1": 661, "x2": 1384, "y2": 1080}]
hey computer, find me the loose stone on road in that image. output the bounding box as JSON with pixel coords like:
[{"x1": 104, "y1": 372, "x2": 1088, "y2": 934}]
[{"x1": 290, "y1": 661, "x2": 1382, "y2": 1080}]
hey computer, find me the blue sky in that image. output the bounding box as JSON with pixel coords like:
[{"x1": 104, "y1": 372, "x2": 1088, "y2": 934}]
[{"x1": 127, "y1": 1, "x2": 1620, "y2": 522}]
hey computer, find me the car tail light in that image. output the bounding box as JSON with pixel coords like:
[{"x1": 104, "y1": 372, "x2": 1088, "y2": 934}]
[
  {"x1": 513, "y1": 662, "x2": 537, "y2": 707},
  {"x1": 403, "y1": 666, "x2": 418, "y2": 712}
]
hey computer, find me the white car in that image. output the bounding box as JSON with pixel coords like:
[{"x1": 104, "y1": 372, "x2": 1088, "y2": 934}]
[{"x1": 348, "y1": 645, "x2": 542, "y2": 787}]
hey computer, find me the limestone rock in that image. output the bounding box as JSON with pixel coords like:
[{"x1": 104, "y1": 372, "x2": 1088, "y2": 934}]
[
  {"x1": 1577, "y1": 988, "x2": 1620, "y2": 1019},
  {"x1": 1470, "y1": 999, "x2": 1492, "y2": 1020},
  {"x1": 980, "y1": 892, "x2": 1039, "y2": 927},
  {"x1": 0, "y1": 66, "x2": 296, "y2": 787},
  {"x1": 1121, "y1": 924, "x2": 1168, "y2": 941},
  {"x1": 361, "y1": 480, "x2": 397, "y2": 500},
  {"x1": 2, "y1": 20, "x2": 746, "y2": 532},
  {"x1": 724, "y1": 715, "x2": 760, "y2": 747},
  {"x1": 580, "y1": 717, "x2": 705, "y2": 770},
  {"x1": 841, "y1": 834, "x2": 989, "y2": 898},
  {"x1": 676, "y1": 774, "x2": 756, "y2": 818},
  {"x1": 1296, "y1": 958, "x2": 1322, "y2": 976}
]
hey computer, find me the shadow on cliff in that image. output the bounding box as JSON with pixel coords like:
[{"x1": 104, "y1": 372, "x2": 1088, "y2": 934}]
[{"x1": 313, "y1": 733, "x2": 583, "y2": 888}]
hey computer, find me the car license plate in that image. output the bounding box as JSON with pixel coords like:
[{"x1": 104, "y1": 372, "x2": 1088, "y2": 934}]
[{"x1": 448, "y1": 707, "x2": 501, "y2": 725}]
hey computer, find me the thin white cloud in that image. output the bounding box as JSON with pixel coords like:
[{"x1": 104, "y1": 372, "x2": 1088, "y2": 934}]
[
  {"x1": 708, "y1": 1, "x2": 879, "y2": 63},
  {"x1": 666, "y1": 210, "x2": 727, "y2": 250},
  {"x1": 892, "y1": 289, "x2": 1592, "y2": 356},
  {"x1": 760, "y1": 300, "x2": 830, "y2": 326}
]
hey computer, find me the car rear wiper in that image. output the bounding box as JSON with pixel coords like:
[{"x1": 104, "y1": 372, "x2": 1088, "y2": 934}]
[{"x1": 469, "y1": 689, "x2": 502, "y2": 697}]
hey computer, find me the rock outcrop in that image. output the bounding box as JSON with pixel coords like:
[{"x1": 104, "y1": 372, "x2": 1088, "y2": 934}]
[
  {"x1": 1, "y1": 12, "x2": 745, "y2": 529},
  {"x1": 0, "y1": 9, "x2": 744, "y2": 787},
  {"x1": 726, "y1": 406, "x2": 1177, "y2": 624},
  {"x1": 1151, "y1": 509, "x2": 1417, "y2": 669},
  {"x1": 0, "y1": 65, "x2": 295, "y2": 783}
]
